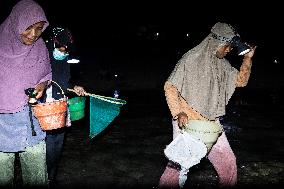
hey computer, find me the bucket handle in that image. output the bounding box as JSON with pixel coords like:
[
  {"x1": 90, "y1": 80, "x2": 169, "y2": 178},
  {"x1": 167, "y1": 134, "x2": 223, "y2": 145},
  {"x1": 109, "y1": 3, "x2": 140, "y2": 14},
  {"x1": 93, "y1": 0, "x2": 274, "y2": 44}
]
[
  {"x1": 67, "y1": 88, "x2": 126, "y2": 105},
  {"x1": 49, "y1": 80, "x2": 67, "y2": 99}
]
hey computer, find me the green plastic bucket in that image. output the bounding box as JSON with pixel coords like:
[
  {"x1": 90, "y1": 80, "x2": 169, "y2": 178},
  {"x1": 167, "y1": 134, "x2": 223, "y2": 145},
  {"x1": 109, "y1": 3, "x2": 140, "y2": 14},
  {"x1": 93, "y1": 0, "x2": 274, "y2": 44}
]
[
  {"x1": 184, "y1": 120, "x2": 223, "y2": 151},
  {"x1": 68, "y1": 97, "x2": 86, "y2": 121}
]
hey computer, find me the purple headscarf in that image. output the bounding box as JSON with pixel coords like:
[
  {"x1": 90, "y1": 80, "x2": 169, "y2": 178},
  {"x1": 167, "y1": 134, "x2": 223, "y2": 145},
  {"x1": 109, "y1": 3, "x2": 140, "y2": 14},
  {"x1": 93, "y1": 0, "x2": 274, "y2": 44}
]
[{"x1": 0, "y1": 0, "x2": 52, "y2": 113}]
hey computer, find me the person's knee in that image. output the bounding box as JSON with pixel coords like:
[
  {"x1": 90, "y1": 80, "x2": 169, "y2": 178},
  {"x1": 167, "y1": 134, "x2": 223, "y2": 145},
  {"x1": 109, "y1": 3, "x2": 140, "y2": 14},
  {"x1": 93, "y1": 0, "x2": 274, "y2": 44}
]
[
  {"x1": 222, "y1": 151, "x2": 237, "y2": 172},
  {"x1": 217, "y1": 153, "x2": 237, "y2": 186},
  {"x1": 227, "y1": 151, "x2": 237, "y2": 168},
  {"x1": 0, "y1": 153, "x2": 13, "y2": 162}
]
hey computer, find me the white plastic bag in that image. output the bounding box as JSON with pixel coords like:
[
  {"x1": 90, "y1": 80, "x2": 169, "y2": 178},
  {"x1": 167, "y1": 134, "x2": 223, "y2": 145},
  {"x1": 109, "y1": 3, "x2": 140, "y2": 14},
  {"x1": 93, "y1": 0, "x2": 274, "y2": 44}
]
[{"x1": 164, "y1": 131, "x2": 207, "y2": 170}]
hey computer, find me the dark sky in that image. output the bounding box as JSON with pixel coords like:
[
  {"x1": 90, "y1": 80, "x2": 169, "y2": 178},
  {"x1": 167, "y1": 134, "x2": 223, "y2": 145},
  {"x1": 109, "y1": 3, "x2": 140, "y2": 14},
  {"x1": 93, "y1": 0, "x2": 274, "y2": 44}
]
[
  {"x1": 1, "y1": 0, "x2": 283, "y2": 93},
  {"x1": 1, "y1": 0, "x2": 282, "y2": 65}
]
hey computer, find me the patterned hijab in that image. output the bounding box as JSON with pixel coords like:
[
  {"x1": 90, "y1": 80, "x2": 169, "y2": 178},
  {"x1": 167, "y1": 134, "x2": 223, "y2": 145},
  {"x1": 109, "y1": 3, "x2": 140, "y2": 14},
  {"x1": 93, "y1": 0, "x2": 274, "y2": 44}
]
[
  {"x1": 167, "y1": 22, "x2": 239, "y2": 120},
  {"x1": 0, "y1": 0, "x2": 51, "y2": 113}
]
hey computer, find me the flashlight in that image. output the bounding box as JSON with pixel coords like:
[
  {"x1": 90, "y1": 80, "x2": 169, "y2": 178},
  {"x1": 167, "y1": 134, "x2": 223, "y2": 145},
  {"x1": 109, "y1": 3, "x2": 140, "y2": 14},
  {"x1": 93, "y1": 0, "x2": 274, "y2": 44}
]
[
  {"x1": 231, "y1": 36, "x2": 251, "y2": 56},
  {"x1": 24, "y1": 88, "x2": 38, "y2": 104}
]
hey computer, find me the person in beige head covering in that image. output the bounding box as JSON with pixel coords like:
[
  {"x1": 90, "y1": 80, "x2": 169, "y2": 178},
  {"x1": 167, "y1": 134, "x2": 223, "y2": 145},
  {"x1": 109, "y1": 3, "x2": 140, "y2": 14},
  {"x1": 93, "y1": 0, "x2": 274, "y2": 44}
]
[{"x1": 158, "y1": 22, "x2": 256, "y2": 188}]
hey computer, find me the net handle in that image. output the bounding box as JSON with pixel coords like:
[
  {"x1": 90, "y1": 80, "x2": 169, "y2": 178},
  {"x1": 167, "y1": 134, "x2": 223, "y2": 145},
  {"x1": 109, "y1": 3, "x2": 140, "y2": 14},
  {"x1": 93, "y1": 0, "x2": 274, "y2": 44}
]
[
  {"x1": 50, "y1": 80, "x2": 66, "y2": 99},
  {"x1": 67, "y1": 88, "x2": 126, "y2": 105}
]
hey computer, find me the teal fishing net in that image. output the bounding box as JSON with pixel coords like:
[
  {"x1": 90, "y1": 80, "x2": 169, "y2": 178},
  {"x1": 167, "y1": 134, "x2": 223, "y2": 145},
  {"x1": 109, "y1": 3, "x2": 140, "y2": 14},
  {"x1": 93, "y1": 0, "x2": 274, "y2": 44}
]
[{"x1": 89, "y1": 95, "x2": 126, "y2": 139}]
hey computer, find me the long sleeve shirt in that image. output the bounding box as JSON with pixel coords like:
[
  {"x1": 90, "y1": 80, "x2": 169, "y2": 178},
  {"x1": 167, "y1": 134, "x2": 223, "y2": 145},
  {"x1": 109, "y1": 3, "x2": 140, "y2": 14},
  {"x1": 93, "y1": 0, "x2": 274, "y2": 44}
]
[{"x1": 164, "y1": 58, "x2": 252, "y2": 120}]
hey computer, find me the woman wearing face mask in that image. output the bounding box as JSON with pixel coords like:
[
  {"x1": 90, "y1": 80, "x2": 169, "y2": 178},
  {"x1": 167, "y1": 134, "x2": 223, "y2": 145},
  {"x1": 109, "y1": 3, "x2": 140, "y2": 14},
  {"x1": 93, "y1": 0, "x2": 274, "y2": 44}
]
[
  {"x1": 43, "y1": 26, "x2": 86, "y2": 186},
  {"x1": 0, "y1": 0, "x2": 51, "y2": 187}
]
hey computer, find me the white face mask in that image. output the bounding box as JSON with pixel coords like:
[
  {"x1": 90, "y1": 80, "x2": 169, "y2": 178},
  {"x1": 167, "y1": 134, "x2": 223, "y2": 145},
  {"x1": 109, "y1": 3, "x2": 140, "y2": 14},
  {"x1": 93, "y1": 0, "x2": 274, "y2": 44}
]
[{"x1": 53, "y1": 48, "x2": 69, "y2": 60}]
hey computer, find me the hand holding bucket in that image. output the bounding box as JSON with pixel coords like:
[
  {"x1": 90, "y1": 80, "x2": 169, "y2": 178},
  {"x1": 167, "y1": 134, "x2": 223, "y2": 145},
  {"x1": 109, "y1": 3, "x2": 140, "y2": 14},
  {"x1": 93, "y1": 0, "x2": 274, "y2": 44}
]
[{"x1": 32, "y1": 81, "x2": 68, "y2": 131}]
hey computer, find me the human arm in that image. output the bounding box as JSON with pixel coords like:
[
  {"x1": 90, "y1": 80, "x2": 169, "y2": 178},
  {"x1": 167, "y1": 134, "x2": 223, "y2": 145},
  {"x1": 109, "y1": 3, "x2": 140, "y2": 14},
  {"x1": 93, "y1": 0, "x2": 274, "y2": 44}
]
[
  {"x1": 164, "y1": 81, "x2": 182, "y2": 119},
  {"x1": 165, "y1": 81, "x2": 207, "y2": 128},
  {"x1": 34, "y1": 67, "x2": 52, "y2": 99},
  {"x1": 236, "y1": 46, "x2": 256, "y2": 87},
  {"x1": 34, "y1": 80, "x2": 50, "y2": 99}
]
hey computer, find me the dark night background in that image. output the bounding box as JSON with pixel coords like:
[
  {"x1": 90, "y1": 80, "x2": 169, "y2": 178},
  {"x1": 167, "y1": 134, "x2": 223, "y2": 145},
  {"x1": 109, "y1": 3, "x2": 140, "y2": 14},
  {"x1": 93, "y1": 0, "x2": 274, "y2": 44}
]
[
  {"x1": 1, "y1": 1, "x2": 284, "y2": 188},
  {"x1": 1, "y1": 0, "x2": 283, "y2": 93},
  {"x1": 1, "y1": 0, "x2": 283, "y2": 141}
]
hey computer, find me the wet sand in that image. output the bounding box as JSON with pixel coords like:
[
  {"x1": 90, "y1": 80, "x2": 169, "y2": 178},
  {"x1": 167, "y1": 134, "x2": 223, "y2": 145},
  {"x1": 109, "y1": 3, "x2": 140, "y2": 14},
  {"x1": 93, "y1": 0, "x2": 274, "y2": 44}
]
[{"x1": 52, "y1": 89, "x2": 284, "y2": 189}]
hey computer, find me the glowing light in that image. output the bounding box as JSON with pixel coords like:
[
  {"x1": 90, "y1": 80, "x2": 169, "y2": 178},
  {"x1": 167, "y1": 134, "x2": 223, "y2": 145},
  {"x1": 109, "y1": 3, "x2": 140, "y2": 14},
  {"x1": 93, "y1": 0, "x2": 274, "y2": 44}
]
[{"x1": 67, "y1": 58, "x2": 80, "y2": 64}]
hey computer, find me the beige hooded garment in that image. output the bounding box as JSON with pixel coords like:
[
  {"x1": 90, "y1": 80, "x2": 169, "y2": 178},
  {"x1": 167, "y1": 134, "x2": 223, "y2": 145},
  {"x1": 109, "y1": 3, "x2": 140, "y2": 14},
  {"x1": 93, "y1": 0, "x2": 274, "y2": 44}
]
[{"x1": 166, "y1": 22, "x2": 240, "y2": 120}]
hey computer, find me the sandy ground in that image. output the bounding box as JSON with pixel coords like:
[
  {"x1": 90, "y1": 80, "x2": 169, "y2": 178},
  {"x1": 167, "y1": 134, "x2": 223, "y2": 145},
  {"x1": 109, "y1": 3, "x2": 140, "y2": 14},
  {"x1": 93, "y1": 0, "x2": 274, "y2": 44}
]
[
  {"x1": 11, "y1": 43, "x2": 284, "y2": 189},
  {"x1": 46, "y1": 89, "x2": 284, "y2": 189}
]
